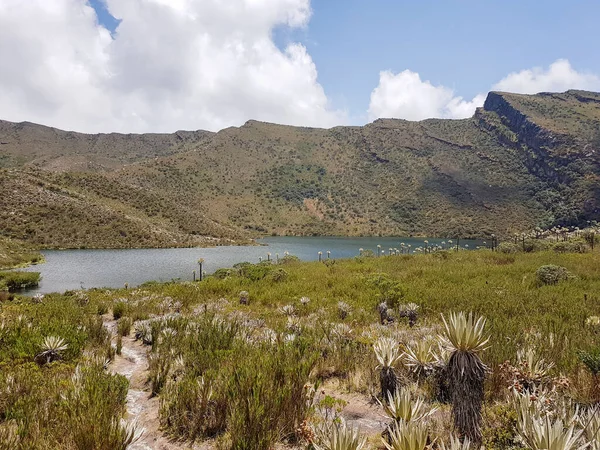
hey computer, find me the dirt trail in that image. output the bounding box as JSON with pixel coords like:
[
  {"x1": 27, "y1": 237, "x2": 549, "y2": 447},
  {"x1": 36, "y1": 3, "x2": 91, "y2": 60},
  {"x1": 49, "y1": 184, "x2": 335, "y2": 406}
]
[
  {"x1": 322, "y1": 380, "x2": 387, "y2": 439},
  {"x1": 104, "y1": 319, "x2": 200, "y2": 450}
]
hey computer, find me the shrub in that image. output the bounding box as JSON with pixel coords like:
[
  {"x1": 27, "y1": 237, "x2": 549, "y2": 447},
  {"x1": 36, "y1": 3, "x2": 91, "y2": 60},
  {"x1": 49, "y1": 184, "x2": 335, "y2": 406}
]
[
  {"x1": 0, "y1": 271, "x2": 40, "y2": 291},
  {"x1": 112, "y1": 301, "x2": 128, "y2": 320},
  {"x1": 97, "y1": 302, "x2": 109, "y2": 315},
  {"x1": 269, "y1": 268, "x2": 289, "y2": 282},
  {"x1": 552, "y1": 239, "x2": 589, "y2": 254},
  {"x1": 279, "y1": 255, "x2": 300, "y2": 265},
  {"x1": 226, "y1": 341, "x2": 318, "y2": 449},
  {"x1": 535, "y1": 265, "x2": 572, "y2": 286},
  {"x1": 498, "y1": 242, "x2": 519, "y2": 254},
  {"x1": 117, "y1": 317, "x2": 132, "y2": 337},
  {"x1": 213, "y1": 268, "x2": 236, "y2": 279}
]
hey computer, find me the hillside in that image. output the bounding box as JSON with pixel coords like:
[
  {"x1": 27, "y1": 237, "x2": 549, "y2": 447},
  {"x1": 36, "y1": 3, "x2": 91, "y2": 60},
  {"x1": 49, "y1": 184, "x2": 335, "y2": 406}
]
[{"x1": 1, "y1": 90, "x2": 599, "y2": 248}]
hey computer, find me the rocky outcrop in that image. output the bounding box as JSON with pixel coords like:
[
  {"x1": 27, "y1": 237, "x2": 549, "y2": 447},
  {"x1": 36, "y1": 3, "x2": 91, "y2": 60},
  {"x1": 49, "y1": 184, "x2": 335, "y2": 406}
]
[{"x1": 480, "y1": 92, "x2": 570, "y2": 184}]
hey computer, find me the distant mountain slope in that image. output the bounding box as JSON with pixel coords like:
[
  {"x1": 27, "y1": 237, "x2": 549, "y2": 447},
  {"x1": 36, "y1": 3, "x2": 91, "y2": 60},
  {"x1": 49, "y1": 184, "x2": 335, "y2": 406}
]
[{"x1": 1, "y1": 90, "x2": 599, "y2": 248}]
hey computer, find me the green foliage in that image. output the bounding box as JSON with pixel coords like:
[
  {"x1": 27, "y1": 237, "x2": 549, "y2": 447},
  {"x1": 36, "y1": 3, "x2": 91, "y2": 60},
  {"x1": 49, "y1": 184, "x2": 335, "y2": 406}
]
[
  {"x1": 112, "y1": 300, "x2": 128, "y2": 320},
  {"x1": 213, "y1": 268, "x2": 236, "y2": 279},
  {"x1": 366, "y1": 273, "x2": 406, "y2": 309},
  {"x1": 117, "y1": 317, "x2": 132, "y2": 337},
  {"x1": 279, "y1": 254, "x2": 300, "y2": 265},
  {"x1": 535, "y1": 265, "x2": 572, "y2": 286},
  {"x1": 3, "y1": 90, "x2": 600, "y2": 247},
  {"x1": 0, "y1": 289, "x2": 129, "y2": 449},
  {"x1": 0, "y1": 237, "x2": 43, "y2": 270},
  {"x1": 552, "y1": 239, "x2": 589, "y2": 254},
  {"x1": 269, "y1": 267, "x2": 289, "y2": 282},
  {"x1": 578, "y1": 348, "x2": 600, "y2": 376},
  {"x1": 482, "y1": 403, "x2": 519, "y2": 450},
  {"x1": 0, "y1": 271, "x2": 40, "y2": 292}
]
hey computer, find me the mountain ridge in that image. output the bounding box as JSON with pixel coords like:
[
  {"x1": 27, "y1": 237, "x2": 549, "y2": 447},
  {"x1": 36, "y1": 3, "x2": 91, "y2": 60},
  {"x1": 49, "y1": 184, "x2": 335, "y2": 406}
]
[{"x1": 1, "y1": 90, "x2": 599, "y2": 248}]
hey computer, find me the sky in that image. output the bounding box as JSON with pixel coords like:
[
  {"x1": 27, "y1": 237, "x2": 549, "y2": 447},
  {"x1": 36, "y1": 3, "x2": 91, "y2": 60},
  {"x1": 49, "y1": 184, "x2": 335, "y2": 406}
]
[{"x1": 0, "y1": 0, "x2": 599, "y2": 133}]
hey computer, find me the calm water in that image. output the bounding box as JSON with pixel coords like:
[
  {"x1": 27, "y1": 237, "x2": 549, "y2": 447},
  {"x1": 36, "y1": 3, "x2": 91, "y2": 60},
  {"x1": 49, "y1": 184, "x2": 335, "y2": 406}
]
[{"x1": 22, "y1": 236, "x2": 483, "y2": 294}]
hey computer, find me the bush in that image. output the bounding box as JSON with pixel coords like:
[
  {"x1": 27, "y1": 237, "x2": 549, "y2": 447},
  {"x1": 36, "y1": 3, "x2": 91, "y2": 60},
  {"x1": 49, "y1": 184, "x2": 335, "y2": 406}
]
[
  {"x1": 269, "y1": 268, "x2": 289, "y2": 282},
  {"x1": 117, "y1": 317, "x2": 132, "y2": 337},
  {"x1": 535, "y1": 265, "x2": 572, "y2": 286},
  {"x1": 213, "y1": 268, "x2": 237, "y2": 279},
  {"x1": 112, "y1": 301, "x2": 128, "y2": 320},
  {"x1": 278, "y1": 255, "x2": 300, "y2": 265},
  {"x1": 552, "y1": 239, "x2": 589, "y2": 253},
  {"x1": 0, "y1": 271, "x2": 40, "y2": 291},
  {"x1": 238, "y1": 262, "x2": 274, "y2": 281},
  {"x1": 498, "y1": 242, "x2": 519, "y2": 254}
]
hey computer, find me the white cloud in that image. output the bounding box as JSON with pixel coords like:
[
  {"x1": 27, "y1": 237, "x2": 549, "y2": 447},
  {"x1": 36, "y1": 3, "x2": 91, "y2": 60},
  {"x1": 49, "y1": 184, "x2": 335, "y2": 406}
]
[
  {"x1": 492, "y1": 59, "x2": 600, "y2": 94},
  {"x1": 367, "y1": 70, "x2": 485, "y2": 122},
  {"x1": 367, "y1": 60, "x2": 600, "y2": 122},
  {"x1": 0, "y1": 0, "x2": 344, "y2": 133}
]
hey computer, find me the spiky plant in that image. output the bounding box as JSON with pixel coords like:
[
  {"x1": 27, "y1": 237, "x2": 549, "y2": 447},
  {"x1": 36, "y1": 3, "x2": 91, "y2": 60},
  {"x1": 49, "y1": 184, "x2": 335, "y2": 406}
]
[
  {"x1": 383, "y1": 420, "x2": 430, "y2": 450},
  {"x1": 440, "y1": 436, "x2": 474, "y2": 450},
  {"x1": 375, "y1": 337, "x2": 402, "y2": 399},
  {"x1": 338, "y1": 301, "x2": 352, "y2": 320},
  {"x1": 279, "y1": 304, "x2": 296, "y2": 316},
  {"x1": 36, "y1": 336, "x2": 68, "y2": 364},
  {"x1": 379, "y1": 302, "x2": 394, "y2": 324},
  {"x1": 515, "y1": 348, "x2": 555, "y2": 390},
  {"x1": 517, "y1": 416, "x2": 586, "y2": 450},
  {"x1": 399, "y1": 303, "x2": 420, "y2": 327},
  {"x1": 582, "y1": 407, "x2": 600, "y2": 450},
  {"x1": 332, "y1": 323, "x2": 353, "y2": 341},
  {"x1": 403, "y1": 340, "x2": 437, "y2": 379},
  {"x1": 313, "y1": 420, "x2": 366, "y2": 450},
  {"x1": 380, "y1": 387, "x2": 438, "y2": 424},
  {"x1": 440, "y1": 312, "x2": 489, "y2": 443}
]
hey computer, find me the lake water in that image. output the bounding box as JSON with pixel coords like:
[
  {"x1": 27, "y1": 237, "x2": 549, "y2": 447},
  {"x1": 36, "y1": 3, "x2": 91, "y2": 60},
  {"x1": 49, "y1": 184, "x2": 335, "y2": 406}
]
[{"x1": 22, "y1": 236, "x2": 484, "y2": 294}]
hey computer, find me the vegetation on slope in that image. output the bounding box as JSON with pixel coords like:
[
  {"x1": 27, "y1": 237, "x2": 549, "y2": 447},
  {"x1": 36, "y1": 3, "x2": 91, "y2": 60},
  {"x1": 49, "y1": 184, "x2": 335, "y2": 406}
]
[
  {"x1": 1, "y1": 90, "x2": 599, "y2": 248},
  {"x1": 0, "y1": 236, "x2": 42, "y2": 269}
]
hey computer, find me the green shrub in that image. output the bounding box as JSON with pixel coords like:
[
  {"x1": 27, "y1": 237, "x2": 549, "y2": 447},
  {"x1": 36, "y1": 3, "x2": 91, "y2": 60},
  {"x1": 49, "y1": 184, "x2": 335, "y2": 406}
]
[
  {"x1": 278, "y1": 255, "x2": 300, "y2": 265},
  {"x1": 269, "y1": 268, "x2": 289, "y2": 282},
  {"x1": 535, "y1": 265, "x2": 572, "y2": 286},
  {"x1": 578, "y1": 347, "x2": 600, "y2": 376},
  {"x1": 238, "y1": 262, "x2": 274, "y2": 281},
  {"x1": 112, "y1": 301, "x2": 128, "y2": 320},
  {"x1": 226, "y1": 341, "x2": 318, "y2": 449},
  {"x1": 117, "y1": 317, "x2": 132, "y2": 337},
  {"x1": 97, "y1": 302, "x2": 109, "y2": 315},
  {"x1": 213, "y1": 268, "x2": 237, "y2": 279},
  {"x1": 552, "y1": 239, "x2": 589, "y2": 253},
  {"x1": 498, "y1": 242, "x2": 519, "y2": 254},
  {"x1": 0, "y1": 271, "x2": 40, "y2": 291}
]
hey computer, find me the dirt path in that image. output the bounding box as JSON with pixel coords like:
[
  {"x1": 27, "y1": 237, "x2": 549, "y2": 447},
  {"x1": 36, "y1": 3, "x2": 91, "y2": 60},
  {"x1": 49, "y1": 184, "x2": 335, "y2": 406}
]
[
  {"x1": 104, "y1": 319, "x2": 199, "y2": 450},
  {"x1": 321, "y1": 379, "x2": 388, "y2": 439}
]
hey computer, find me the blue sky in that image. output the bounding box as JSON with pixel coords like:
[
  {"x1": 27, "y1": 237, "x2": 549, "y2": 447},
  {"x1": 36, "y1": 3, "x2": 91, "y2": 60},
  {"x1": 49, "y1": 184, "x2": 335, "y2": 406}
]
[
  {"x1": 90, "y1": 0, "x2": 600, "y2": 119},
  {"x1": 2, "y1": 1, "x2": 599, "y2": 133}
]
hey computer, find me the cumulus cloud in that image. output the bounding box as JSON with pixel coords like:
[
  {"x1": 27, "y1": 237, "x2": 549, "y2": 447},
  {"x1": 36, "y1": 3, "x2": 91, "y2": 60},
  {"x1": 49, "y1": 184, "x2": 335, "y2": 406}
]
[
  {"x1": 367, "y1": 70, "x2": 485, "y2": 121},
  {"x1": 368, "y1": 60, "x2": 600, "y2": 122},
  {"x1": 493, "y1": 59, "x2": 600, "y2": 94},
  {"x1": 0, "y1": 0, "x2": 344, "y2": 133}
]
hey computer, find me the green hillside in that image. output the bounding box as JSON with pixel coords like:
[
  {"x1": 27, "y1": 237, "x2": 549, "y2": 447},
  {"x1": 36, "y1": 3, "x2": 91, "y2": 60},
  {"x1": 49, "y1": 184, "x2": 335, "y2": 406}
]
[{"x1": 1, "y1": 90, "x2": 599, "y2": 248}]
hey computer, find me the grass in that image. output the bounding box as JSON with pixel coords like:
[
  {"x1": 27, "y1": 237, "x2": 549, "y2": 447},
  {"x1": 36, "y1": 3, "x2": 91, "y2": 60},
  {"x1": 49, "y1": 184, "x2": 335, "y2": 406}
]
[
  {"x1": 0, "y1": 271, "x2": 40, "y2": 292},
  {"x1": 1, "y1": 248, "x2": 600, "y2": 448},
  {"x1": 0, "y1": 237, "x2": 43, "y2": 270}
]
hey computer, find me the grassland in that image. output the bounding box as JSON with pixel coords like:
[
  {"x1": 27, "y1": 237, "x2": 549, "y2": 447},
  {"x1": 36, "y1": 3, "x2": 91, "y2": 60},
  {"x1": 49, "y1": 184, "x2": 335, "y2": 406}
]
[
  {"x1": 1, "y1": 247, "x2": 599, "y2": 449},
  {"x1": 0, "y1": 237, "x2": 43, "y2": 270}
]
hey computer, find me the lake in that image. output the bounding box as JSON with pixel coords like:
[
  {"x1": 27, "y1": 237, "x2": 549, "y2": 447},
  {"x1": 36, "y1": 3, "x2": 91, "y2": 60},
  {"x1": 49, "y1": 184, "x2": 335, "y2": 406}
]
[{"x1": 22, "y1": 236, "x2": 484, "y2": 294}]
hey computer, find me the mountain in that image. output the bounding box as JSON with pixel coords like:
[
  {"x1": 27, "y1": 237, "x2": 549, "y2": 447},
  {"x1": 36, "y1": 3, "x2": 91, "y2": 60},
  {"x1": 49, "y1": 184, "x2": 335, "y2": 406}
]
[{"x1": 1, "y1": 90, "x2": 599, "y2": 248}]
